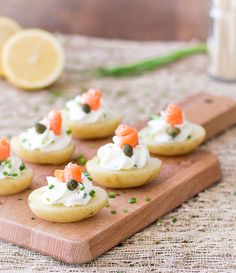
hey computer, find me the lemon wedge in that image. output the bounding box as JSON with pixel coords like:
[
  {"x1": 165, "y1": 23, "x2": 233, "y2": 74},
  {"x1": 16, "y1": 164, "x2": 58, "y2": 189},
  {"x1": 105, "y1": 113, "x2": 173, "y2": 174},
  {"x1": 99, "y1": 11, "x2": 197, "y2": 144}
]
[
  {"x1": 0, "y1": 16, "x2": 21, "y2": 76},
  {"x1": 1, "y1": 29, "x2": 65, "y2": 90}
]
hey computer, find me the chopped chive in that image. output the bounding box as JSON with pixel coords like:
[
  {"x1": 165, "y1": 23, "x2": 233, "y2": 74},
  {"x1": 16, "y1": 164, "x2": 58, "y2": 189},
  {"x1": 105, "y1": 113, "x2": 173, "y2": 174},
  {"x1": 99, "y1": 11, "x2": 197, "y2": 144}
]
[
  {"x1": 12, "y1": 173, "x2": 18, "y2": 177},
  {"x1": 66, "y1": 129, "x2": 72, "y2": 135},
  {"x1": 46, "y1": 198, "x2": 50, "y2": 202},
  {"x1": 149, "y1": 114, "x2": 160, "y2": 120},
  {"x1": 111, "y1": 209, "x2": 116, "y2": 214},
  {"x1": 73, "y1": 154, "x2": 87, "y2": 165},
  {"x1": 3, "y1": 171, "x2": 8, "y2": 176},
  {"x1": 145, "y1": 197, "x2": 151, "y2": 202},
  {"x1": 108, "y1": 192, "x2": 116, "y2": 198},
  {"x1": 89, "y1": 190, "x2": 96, "y2": 198},
  {"x1": 105, "y1": 201, "x2": 110, "y2": 207},
  {"x1": 19, "y1": 163, "x2": 26, "y2": 171},
  {"x1": 80, "y1": 185, "x2": 85, "y2": 191},
  {"x1": 48, "y1": 185, "x2": 55, "y2": 190},
  {"x1": 172, "y1": 217, "x2": 177, "y2": 224},
  {"x1": 187, "y1": 135, "x2": 191, "y2": 140},
  {"x1": 84, "y1": 171, "x2": 92, "y2": 181},
  {"x1": 128, "y1": 197, "x2": 136, "y2": 204}
]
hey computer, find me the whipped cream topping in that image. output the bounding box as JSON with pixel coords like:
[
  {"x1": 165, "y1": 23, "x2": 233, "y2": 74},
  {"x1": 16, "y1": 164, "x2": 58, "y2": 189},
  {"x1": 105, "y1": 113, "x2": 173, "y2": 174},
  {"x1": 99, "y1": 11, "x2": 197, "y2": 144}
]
[
  {"x1": 143, "y1": 112, "x2": 192, "y2": 143},
  {"x1": 97, "y1": 136, "x2": 150, "y2": 171},
  {"x1": 20, "y1": 124, "x2": 72, "y2": 152},
  {"x1": 64, "y1": 95, "x2": 107, "y2": 123},
  {"x1": 41, "y1": 173, "x2": 96, "y2": 207},
  {"x1": 0, "y1": 156, "x2": 26, "y2": 179}
]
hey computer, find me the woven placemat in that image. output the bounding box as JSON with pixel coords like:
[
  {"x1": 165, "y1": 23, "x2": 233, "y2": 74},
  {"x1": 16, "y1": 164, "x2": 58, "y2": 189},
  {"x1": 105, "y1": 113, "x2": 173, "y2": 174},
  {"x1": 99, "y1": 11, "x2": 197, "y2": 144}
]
[{"x1": 0, "y1": 35, "x2": 235, "y2": 273}]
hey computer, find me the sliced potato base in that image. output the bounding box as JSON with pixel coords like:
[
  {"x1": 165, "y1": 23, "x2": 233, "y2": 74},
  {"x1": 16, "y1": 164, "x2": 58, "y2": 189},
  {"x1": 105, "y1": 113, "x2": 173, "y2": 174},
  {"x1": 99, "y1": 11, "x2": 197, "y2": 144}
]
[
  {"x1": 63, "y1": 110, "x2": 122, "y2": 139},
  {"x1": 86, "y1": 157, "x2": 162, "y2": 188},
  {"x1": 140, "y1": 124, "x2": 206, "y2": 156},
  {"x1": 0, "y1": 168, "x2": 33, "y2": 196},
  {"x1": 11, "y1": 136, "x2": 75, "y2": 165},
  {"x1": 28, "y1": 186, "x2": 107, "y2": 222}
]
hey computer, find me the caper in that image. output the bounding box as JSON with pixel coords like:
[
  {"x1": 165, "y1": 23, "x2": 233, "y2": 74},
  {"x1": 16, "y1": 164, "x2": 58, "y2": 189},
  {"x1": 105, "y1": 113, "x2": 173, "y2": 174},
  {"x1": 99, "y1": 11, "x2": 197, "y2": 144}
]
[
  {"x1": 82, "y1": 104, "x2": 91, "y2": 113},
  {"x1": 123, "y1": 144, "x2": 133, "y2": 157},
  {"x1": 66, "y1": 179, "x2": 79, "y2": 191},
  {"x1": 35, "y1": 123, "x2": 47, "y2": 134},
  {"x1": 166, "y1": 125, "x2": 181, "y2": 137}
]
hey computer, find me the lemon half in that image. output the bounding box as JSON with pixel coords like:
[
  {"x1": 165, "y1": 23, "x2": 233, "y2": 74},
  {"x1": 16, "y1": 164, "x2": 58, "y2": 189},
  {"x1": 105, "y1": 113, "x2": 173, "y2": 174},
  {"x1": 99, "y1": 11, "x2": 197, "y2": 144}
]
[
  {"x1": 0, "y1": 16, "x2": 21, "y2": 76},
  {"x1": 2, "y1": 29, "x2": 65, "y2": 90}
]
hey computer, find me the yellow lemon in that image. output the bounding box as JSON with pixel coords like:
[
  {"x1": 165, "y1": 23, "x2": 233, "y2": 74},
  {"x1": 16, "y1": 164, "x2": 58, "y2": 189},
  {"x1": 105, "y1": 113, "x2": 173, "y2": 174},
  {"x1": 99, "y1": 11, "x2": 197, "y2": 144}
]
[
  {"x1": 0, "y1": 16, "x2": 21, "y2": 76},
  {"x1": 2, "y1": 29, "x2": 65, "y2": 90}
]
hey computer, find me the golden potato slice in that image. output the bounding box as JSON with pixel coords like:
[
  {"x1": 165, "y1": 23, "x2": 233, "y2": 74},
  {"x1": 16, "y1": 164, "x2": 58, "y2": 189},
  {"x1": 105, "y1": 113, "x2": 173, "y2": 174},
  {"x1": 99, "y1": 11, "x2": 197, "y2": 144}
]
[
  {"x1": 0, "y1": 168, "x2": 33, "y2": 196},
  {"x1": 63, "y1": 110, "x2": 122, "y2": 139},
  {"x1": 140, "y1": 124, "x2": 206, "y2": 156},
  {"x1": 28, "y1": 186, "x2": 107, "y2": 222},
  {"x1": 11, "y1": 136, "x2": 75, "y2": 165},
  {"x1": 86, "y1": 157, "x2": 162, "y2": 188}
]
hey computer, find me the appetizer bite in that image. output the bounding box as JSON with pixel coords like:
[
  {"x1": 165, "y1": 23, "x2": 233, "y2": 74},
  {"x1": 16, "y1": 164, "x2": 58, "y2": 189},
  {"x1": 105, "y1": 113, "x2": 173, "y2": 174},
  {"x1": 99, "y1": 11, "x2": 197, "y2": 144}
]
[
  {"x1": 139, "y1": 104, "x2": 206, "y2": 156},
  {"x1": 63, "y1": 88, "x2": 122, "y2": 139},
  {"x1": 11, "y1": 110, "x2": 74, "y2": 164},
  {"x1": 28, "y1": 163, "x2": 107, "y2": 222},
  {"x1": 86, "y1": 124, "x2": 162, "y2": 188},
  {"x1": 0, "y1": 138, "x2": 33, "y2": 196}
]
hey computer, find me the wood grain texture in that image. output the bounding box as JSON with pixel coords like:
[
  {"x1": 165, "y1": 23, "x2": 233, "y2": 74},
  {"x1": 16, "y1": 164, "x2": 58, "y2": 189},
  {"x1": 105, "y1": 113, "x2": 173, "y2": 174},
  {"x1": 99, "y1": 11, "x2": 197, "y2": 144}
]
[
  {"x1": 0, "y1": 93, "x2": 235, "y2": 264},
  {"x1": 0, "y1": 0, "x2": 211, "y2": 41}
]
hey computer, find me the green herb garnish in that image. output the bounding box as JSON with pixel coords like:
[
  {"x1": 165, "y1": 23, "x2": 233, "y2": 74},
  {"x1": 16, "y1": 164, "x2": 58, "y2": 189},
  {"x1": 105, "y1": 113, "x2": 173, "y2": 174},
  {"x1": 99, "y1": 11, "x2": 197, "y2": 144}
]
[
  {"x1": 97, "y1": 44, "x2": 207, "y2": 77},
  {"x1": 48, "y1": 185, "x2": 55, "y2": 190},
  {"x1": 108, "y1": 192, "x2": 116, "y2": 198},
  {"x1": 73, "y1": 154, "x2": 87, "y2": 165},
  {"x1": 172, "y1": 217, "x2": 177, "y2": 224},
  {"x1": 84, "y1": 171, "x2": 92, "y2": 181},
  {"x1": 111, "y1": 209, "x2": 116, "y2": 214},
  {"x1": 19, "y1": 163, "x2": 26, "y2": 171},
  {"x1": 89, "y1": 190, "x2": 96, "y2": 198},
  {"x1": 66, "y1": 129, "x2": 72, "y2": 135},
  {"x1": 80, "y1": 185, "x2": 85, "y2": 191},
  {"x1": 128, "y1": 197, "x2": 137, "y2": 204},
  {"x1": 149, "y1": 114, "x2": 160, "y2": 120},
  {"x1": 187, "y1": 135, "x2": 192, "y2": 140},
  {"x1": 12, "y1": 173, "x2": 18, "y2": 177}
]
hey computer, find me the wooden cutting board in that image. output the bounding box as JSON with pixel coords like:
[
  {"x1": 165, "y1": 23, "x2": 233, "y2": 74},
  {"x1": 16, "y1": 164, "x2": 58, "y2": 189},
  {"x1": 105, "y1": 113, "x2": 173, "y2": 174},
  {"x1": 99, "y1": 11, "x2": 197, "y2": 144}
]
[{"x1": 0, "y1": 93, "x2": 235, "y2": 264}]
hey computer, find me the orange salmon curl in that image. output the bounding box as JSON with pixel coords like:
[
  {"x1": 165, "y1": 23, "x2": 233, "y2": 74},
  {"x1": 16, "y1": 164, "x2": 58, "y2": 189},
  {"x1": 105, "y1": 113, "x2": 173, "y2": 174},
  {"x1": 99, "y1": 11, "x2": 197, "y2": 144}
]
[
  {"x1": 0, "y1": 138, "x2": 10, "y2": 161},
  {"x1": 48, "y1": 110, "x2": 62, "y2": 136},
  {"x1": 82, "y1": 88, "x2": 102, "y2": 111},
  {"x1": 165, "y1": 104, "x2": 183, "y2": 125},
  {"x1": 115, "y1": 124, "x2": 138, "y2": 148},
  {"x1": 54, "y1": 163, "x2": 82, "y2": 183}
]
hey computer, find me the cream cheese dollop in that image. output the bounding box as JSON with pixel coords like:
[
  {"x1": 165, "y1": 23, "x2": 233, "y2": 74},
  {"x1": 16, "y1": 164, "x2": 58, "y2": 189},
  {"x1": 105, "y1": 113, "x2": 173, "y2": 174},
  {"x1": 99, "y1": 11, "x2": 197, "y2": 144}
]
[
  {"x1": 97, "y1": 136, "x2": 150, "y2": 171},
  {"x1": 20, "y1": 125, "x2": 72, "y2": 152},
  {"x1": 143, "y1": 112, "x2": 192, "y2": 143},
  {"x1": 0, "y1": 156, "x2": 25, "y2": 179},
  {"x1": 41, "y1": 173, "x2": 96, "y2": 207},
  {"x1": 64, "y1": 95, "x2": 107, "y2": 123}
]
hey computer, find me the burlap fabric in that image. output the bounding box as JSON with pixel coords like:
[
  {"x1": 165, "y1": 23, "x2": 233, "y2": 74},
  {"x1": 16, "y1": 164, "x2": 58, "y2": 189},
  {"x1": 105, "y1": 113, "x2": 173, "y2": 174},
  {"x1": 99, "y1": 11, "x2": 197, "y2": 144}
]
[{"x1": 0, "y1": 35, "x2": 235, "y2": 273}]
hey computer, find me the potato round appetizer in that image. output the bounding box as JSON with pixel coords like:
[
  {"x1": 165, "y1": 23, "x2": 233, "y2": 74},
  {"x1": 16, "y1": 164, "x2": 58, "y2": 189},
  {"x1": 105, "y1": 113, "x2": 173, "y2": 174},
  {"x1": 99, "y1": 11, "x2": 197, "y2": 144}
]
[
  {"x1": 63, "y1": 109, "x2": 122, "y2": 139},
  {"x1": 0, "y1": 168, "x2": 33, "y2": 196},
  {"x1": 28, "y1": 186, "x2": 107, "y2": 222},
  {"x1": 140, "y1": 123, "x2": 206, "y2": 156},
  {"x1": 86, "y1": 156, "x2": 162, "y2": 188},
  {"x1": 11, "y1": 136, "x2": 75, "y2": 165}
]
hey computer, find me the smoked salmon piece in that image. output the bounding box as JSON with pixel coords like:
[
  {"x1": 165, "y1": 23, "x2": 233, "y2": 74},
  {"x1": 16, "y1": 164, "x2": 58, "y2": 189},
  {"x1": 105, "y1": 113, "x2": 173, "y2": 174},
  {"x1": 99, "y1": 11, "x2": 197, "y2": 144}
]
[
  {"x1": 165, "y1": 104, "x2": 183, "y2": 125},
  {"x1": 64, "y1": 162, "x2": 82, "y2": 183},
  {"x1": 82, "y1": 88, "x2": 102, "y2": 110},
  {"x1": 48, "y1": 110, "x2": 62, "y2": 135},
  {"x1": 54, "y1": 169, "x2": 65, "y2": 182},
  {"x1": 0, "y1": 138, "x2": 10, "y2": 161},
  {"x1": 115, "y1": 124, "x2": 138, "y2": 148}
]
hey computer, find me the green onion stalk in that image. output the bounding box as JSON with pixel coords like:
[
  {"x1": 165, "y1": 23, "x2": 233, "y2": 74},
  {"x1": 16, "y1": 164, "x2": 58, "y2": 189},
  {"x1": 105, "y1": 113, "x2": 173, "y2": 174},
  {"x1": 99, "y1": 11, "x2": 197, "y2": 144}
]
[{"x1": 96, "y1": 44, "x2": 207, "y2": 77}]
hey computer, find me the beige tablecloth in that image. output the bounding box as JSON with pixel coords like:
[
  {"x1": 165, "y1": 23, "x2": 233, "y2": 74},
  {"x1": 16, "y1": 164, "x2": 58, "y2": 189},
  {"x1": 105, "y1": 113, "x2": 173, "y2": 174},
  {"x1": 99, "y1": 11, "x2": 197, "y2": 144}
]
[{"x1": 0, "y1": 35, "x2": 235, "y2": 273}]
